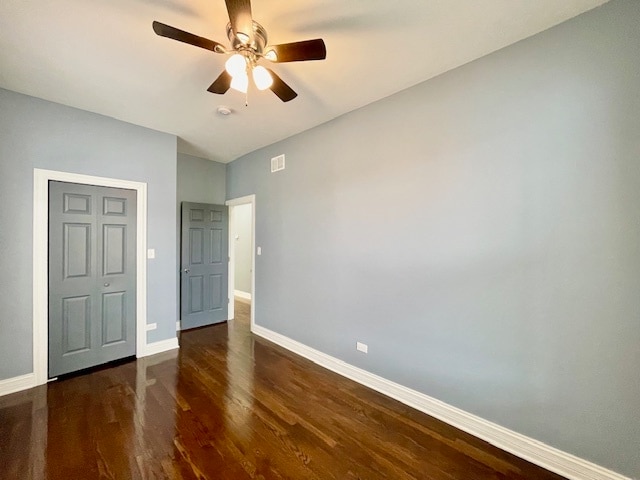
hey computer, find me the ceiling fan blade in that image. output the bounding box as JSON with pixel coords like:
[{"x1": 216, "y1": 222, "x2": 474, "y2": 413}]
[
  {"x1": 152, "y1": 21, "x2": 224, "y2": 52},
  {"x1": 207, "y1": 71, "x2": 232, "y2": 94},
  {"x1": 266, "y1": 39, "x2": 326, "y2": 62},
  {"x1": 225, "y1": 0, "x2": 254, "y2": 43},
  {"x1": 266, "y1": 68, "x2": 297, "y2": 102}
]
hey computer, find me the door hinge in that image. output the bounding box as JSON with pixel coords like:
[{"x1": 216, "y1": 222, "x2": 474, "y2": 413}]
[
  {"x1": 228, "y1": 297, "x2": 230, "y2": 304},
  {"x1": 228, "y1": 256, "x2": 231, "y2": 262}
]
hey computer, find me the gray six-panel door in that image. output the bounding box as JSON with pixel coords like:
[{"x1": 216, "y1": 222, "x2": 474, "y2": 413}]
[
  {"x1": 181, "y1": 202, "x2": 228, "y2": 329},
  {"x1": 48, "y1": 181, "x2": 137, "y2": 377}
]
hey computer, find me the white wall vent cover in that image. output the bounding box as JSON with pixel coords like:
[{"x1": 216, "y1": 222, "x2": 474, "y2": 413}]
[{"x1": 271, "y1": 154, "x2": 285, "y2": 173}]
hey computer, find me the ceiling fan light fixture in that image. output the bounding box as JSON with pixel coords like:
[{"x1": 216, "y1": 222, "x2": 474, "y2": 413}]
[
  {"x1": 152, "y1": 0, "x2": 327, "y2": 103},
  {"x1": 230, "y1": 71, "x2": 249, "y2": 93},
  {"x1": 225, "y1": 53, "x2": 246, "y2": 77},
  {"x1": 253, "y1": 65, "x2": 273, "y2": 90},
  {"x1": 264, "y1": 49, "x2": 277, "y2": 62}
]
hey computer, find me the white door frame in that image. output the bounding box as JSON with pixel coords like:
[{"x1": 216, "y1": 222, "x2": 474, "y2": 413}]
[
  {"x1": 33, "y1": 168, "x2": 148, "y2": 386},
  {"x1": 225, "y1": 195, "x2": 256, "y2": 330}
]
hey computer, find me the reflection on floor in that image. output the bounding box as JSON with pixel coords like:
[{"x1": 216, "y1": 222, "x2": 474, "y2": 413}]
[{"x1": 0, "y1": 300, "x2": 566, "y2": 479}]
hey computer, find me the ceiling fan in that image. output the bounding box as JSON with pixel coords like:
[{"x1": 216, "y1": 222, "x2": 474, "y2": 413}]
[{"x1": 152, "y1": 0, "x2": 326, "y2": 102}]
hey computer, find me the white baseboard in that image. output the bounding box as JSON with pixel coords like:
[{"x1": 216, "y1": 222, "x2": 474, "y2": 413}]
[
  {"x1": 143, "y1": 337, "x2": 179, "y2": 357},
  {"x1": 2, "y1": 339, "x2": 180, "y2": 396},
  {"x1": 251, "y1": 324, "x2": 630, "y2": 480},
  {"x1": 176, "y1": 321, "x2": 181, "y2": 331},
  {"x1": 0, "y1": 373, "x2": 36, "y2": 397},
  {"x1": 234, "y1": 290, "x2": 252, "y2": 301}
]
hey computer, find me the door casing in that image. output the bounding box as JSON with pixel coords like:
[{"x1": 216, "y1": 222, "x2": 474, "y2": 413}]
[{"x1": 33, "y1": 168, "x2": 148, "y2": 386}]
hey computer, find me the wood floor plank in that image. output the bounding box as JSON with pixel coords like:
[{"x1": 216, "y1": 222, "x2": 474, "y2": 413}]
[{"x1": 0, "y1": 301, "x2": 567, "y2": 480}]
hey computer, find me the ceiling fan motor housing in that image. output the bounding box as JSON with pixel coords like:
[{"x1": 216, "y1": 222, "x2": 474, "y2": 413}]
[{"x1": 226, "y1": 21, "x2": 268, "y2": 57}]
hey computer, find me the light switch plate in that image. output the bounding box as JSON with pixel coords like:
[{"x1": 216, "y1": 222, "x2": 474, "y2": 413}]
[{"x1": 147, "y1": 248, "x2": 155, "y2": 259}]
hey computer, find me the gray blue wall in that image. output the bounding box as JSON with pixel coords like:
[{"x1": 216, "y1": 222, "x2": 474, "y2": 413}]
[
  {"x1": 176, "y1": 152, "x2": 226, "y2": 324},
  {"x1": 0, "y1": 88, "x2": 178, "y2": 379},
  {"x1": 227, "y1": 1, "x2": 640, "y2": 477},
  {"x1": 177, "y1": 153, "x2": 226, "y2": 205}
]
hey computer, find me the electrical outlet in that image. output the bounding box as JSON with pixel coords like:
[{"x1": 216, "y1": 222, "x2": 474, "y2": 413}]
[{"x1": 356, "y1": 342, "x2": 368, "y2": 354}]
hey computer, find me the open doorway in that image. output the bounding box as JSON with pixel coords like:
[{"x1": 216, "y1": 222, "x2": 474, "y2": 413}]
[
  {"x1": 231, "y1": 203, "x2": 252, "y2": 302},
  {"x1": 226, "y1": 195, "x2": 256, "y2": 329}
]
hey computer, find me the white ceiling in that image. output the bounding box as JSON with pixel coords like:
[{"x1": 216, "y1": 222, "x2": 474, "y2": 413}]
[{"x1": 0, "y1": 0, "x2": 608, "y2": 163}]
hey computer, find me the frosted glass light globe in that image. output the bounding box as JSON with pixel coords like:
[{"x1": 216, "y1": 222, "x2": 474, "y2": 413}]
[
  {"x1": 225, "y1": 54, "x2": 246, "y2": 77},
  {"x1": 252, "y1": 65, "x2": 273, "y2": 90},
  {"x1": 230, "y1": 71, "x2": 249, "y2": 93}
]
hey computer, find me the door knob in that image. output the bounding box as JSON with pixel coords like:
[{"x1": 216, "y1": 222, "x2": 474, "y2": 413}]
[
  {"x1": 103, "y1": 283, "x2": 110, "y2": 287},
  {"x1": 184, "y1": 268, "x2": 190, "y2": 273}
]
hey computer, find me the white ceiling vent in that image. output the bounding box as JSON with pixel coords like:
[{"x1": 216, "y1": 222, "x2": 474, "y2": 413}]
[{"x1": 271, "y1": 154, "x2": 285, "y2": 173}]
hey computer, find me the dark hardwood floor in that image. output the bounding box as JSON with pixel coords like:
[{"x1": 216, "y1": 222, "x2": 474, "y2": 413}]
[{"x1": 0, "y1": 300, "x2": 566, "y2": 480}]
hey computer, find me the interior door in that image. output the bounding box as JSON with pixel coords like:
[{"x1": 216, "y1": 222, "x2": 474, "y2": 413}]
[
  {"x1": 48, "y1": 181, "x2": 137, "y2": 377},
  {"x1": 181, "y1": 202, "x2": 229, "y2": 329}
]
